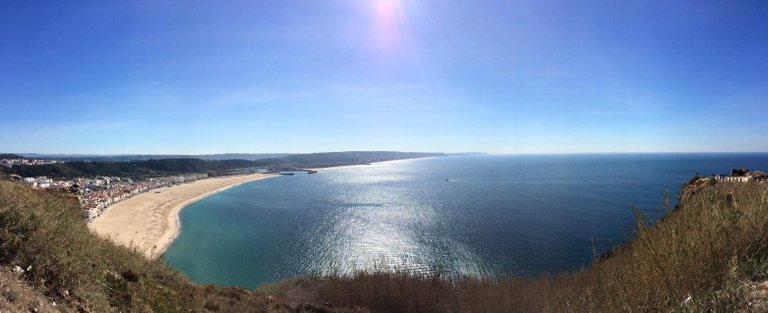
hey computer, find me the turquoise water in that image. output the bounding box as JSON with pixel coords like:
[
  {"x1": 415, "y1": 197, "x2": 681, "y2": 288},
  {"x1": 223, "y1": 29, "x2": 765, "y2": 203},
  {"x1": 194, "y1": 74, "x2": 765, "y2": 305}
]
[{"x1": 164, "y1": 153, "x2": 768, "y2": 288}]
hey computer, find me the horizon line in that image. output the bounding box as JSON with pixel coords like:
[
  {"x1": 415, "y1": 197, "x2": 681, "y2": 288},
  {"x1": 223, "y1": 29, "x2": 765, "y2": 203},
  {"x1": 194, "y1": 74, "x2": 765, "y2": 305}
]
[{"x1": 5, "y1": 151, "x2": 768, "y2": 157}]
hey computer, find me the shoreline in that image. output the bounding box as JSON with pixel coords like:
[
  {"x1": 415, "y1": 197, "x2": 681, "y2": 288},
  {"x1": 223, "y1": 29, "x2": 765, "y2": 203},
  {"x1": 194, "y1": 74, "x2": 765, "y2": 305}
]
[
  {"x1": 87, "y1": 173, "x2": 276, "y2": 259},
  {"x1": 87, "y1": 157, "x2": 431, "y2": 260}
]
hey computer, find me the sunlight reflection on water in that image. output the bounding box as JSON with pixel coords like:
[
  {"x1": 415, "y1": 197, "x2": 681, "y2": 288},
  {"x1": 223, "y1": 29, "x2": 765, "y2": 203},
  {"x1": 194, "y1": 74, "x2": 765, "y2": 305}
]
[
  {"x1": 303, "y1": 162, "x2": 485, "y2": 276},
  {"x1": 166, "y1": 154, "x2": 768, "y2": 288}
]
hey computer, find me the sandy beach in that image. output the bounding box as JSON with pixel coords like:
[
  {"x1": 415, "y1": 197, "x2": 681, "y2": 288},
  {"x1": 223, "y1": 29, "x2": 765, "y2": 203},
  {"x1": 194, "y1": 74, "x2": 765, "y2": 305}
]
[{"x1": 87, "y1": 173, "x2": 275, "y2": 259}]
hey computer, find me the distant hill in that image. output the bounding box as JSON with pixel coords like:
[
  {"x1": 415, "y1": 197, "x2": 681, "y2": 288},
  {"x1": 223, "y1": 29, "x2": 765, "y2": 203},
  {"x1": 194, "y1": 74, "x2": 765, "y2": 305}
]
[
  {"x1": 2, "y1": 151, "x2": 445, "y2": 179},
  {"x1": 19, "y1": 153, "x2": 292, "y2": 162},
  {"x1": 1, "y1": 159, "x2": 269, "y2": 179},
  {"x1": 279, "y1": 151, "x2": 444, "y2": 167},
  {"x1": 0, "y1": 153, "x2": 25, "y2": 159}
]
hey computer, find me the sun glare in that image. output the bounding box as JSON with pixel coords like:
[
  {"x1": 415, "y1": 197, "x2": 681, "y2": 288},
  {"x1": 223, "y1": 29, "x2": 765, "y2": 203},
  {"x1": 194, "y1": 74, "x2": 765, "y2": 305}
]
[{"x1": 372, "y1": 0, "x2": 404, "y2": 54}]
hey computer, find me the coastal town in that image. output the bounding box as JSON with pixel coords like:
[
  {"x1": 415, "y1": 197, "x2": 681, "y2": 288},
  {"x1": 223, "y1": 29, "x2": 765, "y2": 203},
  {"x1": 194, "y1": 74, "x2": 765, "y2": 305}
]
[
  {"x1": 0, "y1": 156, "x2": 64, "y2": 168},
  {"x1": 9, "y1": 172, "x2": 211, "y2": 220},
  {"x1": 1, "y1": 156, "x2": 266, "y2": 220}
]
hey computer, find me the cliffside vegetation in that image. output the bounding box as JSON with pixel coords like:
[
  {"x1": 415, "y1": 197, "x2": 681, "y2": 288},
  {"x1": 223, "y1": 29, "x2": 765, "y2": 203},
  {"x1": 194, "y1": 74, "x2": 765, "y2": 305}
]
[{"x1": 0, "y1": 177, "x2": 765, "y2": 312}]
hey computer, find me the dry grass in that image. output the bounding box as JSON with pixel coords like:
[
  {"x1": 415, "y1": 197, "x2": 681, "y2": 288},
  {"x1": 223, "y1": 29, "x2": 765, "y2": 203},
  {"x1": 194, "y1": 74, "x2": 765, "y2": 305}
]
[
  {"x1": 1, "y1": 178, "x2": 767, "y2": 312},
  {"x1": 0, "y1": 265, "x2": 63, "y2": 312},
  {"x1": 0, "y1": 180, "x2": 353, "y2": 312},
  {"x1": 270, "y1": 181, "x2": 768, "y2": 312}
]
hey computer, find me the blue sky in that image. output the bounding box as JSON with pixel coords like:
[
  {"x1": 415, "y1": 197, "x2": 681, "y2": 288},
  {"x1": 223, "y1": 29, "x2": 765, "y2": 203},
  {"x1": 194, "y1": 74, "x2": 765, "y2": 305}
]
[{"x1": 1, "y1": 0, "x2": 767, "y2": 154}]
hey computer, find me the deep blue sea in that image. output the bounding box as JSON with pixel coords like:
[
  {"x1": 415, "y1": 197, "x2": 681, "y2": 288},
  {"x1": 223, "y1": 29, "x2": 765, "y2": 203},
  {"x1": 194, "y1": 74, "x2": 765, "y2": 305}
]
[{"x1": 164, "y1": 153, "x2": 768, "y2": 288}]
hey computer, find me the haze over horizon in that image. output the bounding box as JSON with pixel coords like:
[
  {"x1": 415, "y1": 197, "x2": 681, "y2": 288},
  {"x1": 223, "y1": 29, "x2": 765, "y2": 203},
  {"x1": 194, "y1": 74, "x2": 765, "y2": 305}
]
[{"x1": 2, "y1": 1, "x2": 767, "y2": 154}]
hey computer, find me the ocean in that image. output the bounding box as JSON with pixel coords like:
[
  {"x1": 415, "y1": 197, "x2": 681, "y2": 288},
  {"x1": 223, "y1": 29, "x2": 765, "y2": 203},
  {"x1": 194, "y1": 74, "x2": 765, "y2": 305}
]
[{"x1": 163, "y1": 153, "x2": 768, "y2": 288}]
